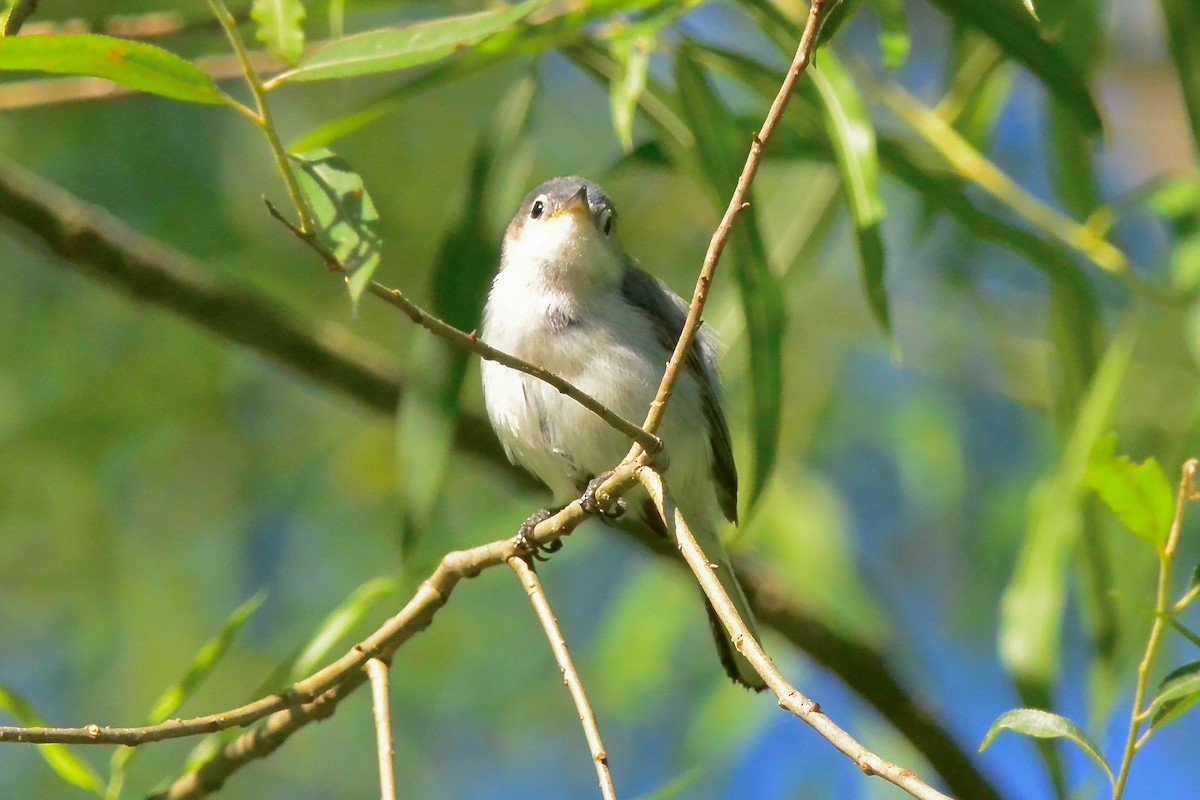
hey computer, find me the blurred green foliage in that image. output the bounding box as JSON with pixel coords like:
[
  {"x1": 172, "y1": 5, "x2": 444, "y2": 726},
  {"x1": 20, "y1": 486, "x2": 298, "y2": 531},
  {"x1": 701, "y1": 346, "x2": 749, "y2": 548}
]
[{"x1": 1, "y1": 1, "x2": 1200, "y2": 799}]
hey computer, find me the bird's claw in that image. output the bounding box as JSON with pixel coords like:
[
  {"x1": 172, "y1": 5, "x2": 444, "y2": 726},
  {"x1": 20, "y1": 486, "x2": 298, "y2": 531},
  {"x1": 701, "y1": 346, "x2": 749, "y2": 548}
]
[
  {"x1": 514, "y1": 508, "x2": 563, "y2": 562},
  {"x1": 581, "y1": 472, "x2": 626, "y2": 520}
]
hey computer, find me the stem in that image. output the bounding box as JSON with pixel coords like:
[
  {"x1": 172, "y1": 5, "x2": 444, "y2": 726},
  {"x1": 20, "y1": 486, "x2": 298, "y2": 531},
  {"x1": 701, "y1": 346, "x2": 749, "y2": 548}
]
[
  {"x1": 1111, "y1": 460, "x2": 1198, "y2": 798},
  {"x1": 207, "y1": 0, "x2": 313, "y2": 233}
]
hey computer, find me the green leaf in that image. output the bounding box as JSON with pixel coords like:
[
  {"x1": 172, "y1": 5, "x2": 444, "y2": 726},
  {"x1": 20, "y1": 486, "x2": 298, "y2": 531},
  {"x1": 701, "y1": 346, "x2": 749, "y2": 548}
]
[
  {"x1": 1000, "y1": 324, "x2": 1135, "y2": 687},
  {"x1": 1149, "y1": 660, "x2": 1200, "y2": 731},
  {"x1": 810, "y1": 53, "x2": 892, "y2": 343},
  {"x1": 1086, "y1": 436, "x2": 1174, "y2": 547},
  {"x1": 1020, "y1": 0, "x2": 1040, "y2": 21},
  {"x1": 147, "y1": 591, "x2": 266, "y2": 723},
  {"x1": 633, "y1": 768, "x2": 706, "y2": 800},
  {"x1": 0, "y1": 34, "x2": 227, "y2": 104},
  {"x1": 288, "y1": 577, "x2": 399, "y2": 680},
  {"x1": 290, "y1": 148, "x2": 383, "y2": 308},
  {"x1": 925, "y1": 0, "x2": 1100, "y2": 133},
  {"x1": 609, "y1": 35, "x2": 652, "y2": 153},
  {"x1": 871, "y1": 0, "x2": 910, "y2": 69},
  {"x1": 980, "y1": 708, "x2": 1112, "y2": 784},
  {"x1": 674, "y1": 47, "x2": 784, "y2": 506},
  {"x1": 397, "y1": 75, "x2": 534, "y2": 552},
  {"x1": 0, "y1": 683, "x2": 104, "y2": 795},
  {"x1": 273, "y1": 0, "x2": 550, "y2": 83},
  {"x1": 252, "y1": 0, "x2": 306, "y2": 64},
  {"x1": 1160, "y1": 0, "x2": 1200, "y2": 156},
  {"x1": 816, "y1": 0, "x2": 864, "y2": 49}
]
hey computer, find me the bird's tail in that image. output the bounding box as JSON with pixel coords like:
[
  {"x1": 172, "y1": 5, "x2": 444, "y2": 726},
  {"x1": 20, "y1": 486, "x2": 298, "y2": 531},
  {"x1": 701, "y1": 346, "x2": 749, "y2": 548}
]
[{"x1": 696, "y1": 529, "x2": 767, "y2": 692}]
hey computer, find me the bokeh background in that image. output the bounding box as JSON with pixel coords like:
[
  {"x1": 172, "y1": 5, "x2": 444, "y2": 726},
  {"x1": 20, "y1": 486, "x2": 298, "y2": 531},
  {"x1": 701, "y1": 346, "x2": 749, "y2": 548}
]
[{"x1": 1, "y1": 0, "x2": 1199, "y2": 798}]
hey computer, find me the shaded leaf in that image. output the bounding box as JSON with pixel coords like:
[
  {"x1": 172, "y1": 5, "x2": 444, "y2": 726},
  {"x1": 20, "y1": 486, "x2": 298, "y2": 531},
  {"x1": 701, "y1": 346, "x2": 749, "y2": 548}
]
[
  {"x1": 0, "y1": 34, "x2": 227, "y2": 104},
  {"x1": 0, "y1": 683, "x2": 104, "y2": 795},
  {"x1": 633, "y1": 768, "x2": 705, "y2": 800},
  {"x1": 290, "y1": 148, "x2": 383, "y2": 308},
  {"x1": 252, "y1": 0, "x2": 306, "y2": 64},
  {"x1": 871, "y1": 0, "x2": 910, "y2": 69},
  {"x1": 810, "y1": 53, "x2": 892, "y2": 343},
  {"x1": 147, "y1": 591, "x2": 266, "y2": 723},
  {"x1": 397, "y1": 74, "x2": 534, "y2": 552},
  {"x1": 674, "y1": 47, "x2": 784, "y2": 506},
  {"x1": 1149, "y1": 660, "x2": 1200, "y2": 731},
  {"x1": 980, "y1": 708, "x2": 1112, "y2": 784},
  {"x1": 925, "y1": 0, "x2": 1101, "y2": 133},
  {"x1": 273, "y1": 0, "x2": 550, "y2": 83},
  {"x1": 1086, "y1": 435, "x2": 1174, "y2": 547},
  {"x1": 1160, "y1": 0, "x2": 1200, "y2": 156},
  {"x1": 1000, "y1": 324, "x2": 1134, "y2": 687},
  {"x1": 815, "y1": 0, "x2": 864, "y2": 50},
  {"x1": 609, "y1": 35, "x2": 652, "y2": 153}
]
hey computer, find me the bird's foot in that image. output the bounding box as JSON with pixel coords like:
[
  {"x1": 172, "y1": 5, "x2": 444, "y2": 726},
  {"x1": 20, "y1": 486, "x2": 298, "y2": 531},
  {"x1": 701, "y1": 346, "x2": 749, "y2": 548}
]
[
  {"x1": 581, "y1": 472, "x2": 626, "y2": 520},
  {"x1": 514, "y1": 507, "x2": 564, "y2": 562}
]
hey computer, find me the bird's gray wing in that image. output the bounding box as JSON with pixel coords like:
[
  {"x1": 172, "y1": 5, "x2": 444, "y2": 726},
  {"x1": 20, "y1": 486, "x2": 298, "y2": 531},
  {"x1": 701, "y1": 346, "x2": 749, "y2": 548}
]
[{"x1": 620, "y1": 265, "x2": 738, "y2": 524}]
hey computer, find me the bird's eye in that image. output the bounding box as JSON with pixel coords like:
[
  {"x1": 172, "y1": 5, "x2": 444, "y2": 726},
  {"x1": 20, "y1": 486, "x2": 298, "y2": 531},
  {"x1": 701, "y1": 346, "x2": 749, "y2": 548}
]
[
  {"x1": 530, "y1": 198, "x2": 546, "y2": 220},
  {"x1": 600, "y1": 208, "x2": 615, "y2": 236}
]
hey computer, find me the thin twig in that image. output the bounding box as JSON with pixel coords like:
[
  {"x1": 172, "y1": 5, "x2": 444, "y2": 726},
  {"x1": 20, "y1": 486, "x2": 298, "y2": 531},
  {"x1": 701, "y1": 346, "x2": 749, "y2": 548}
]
[
  {"x1": 1111, "y1": 459, "x2": 1199, "y2": 799},
  {"x1": 366, "y1": 658, "x2": 398, "y2": 800},
  {"x1": 508, "y1": 557, "x2": 617, "y2": 800},
  {"x1": 635, "y1": 466, "x2": 953, "y2": 800},
  {"x1": 0, "y1": 467, "x2": 640, "y2": 749},
  {"x1": 632, "y1": 0, "x2": 833, "y2": 448},
  {"x1": 263, "y1": 200, "x2": 663, "y2": 455},
  {"x1": 207, "y1": 0, "x2": 314, "y2": 231}
]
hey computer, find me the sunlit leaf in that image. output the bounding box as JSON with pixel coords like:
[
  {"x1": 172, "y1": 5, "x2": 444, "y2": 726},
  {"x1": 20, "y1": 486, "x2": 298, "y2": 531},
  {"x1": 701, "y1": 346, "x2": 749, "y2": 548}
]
[
  {"x1": 0, "y1": 34, "x2": 227, "y2": 104},
  {"x1": 609, "y1": 35, "x2": 652, "y2": 153},
  {"x1": 1086, "y1": 435, "x2": 1174, "y2": 548},
  {"x1": 1160, "y1": 0, "x2": 1200, "y2": 155},
  {"x1": 147, "y1": 591, "x2": 266, "y2": 723},
  {"x1": 980, "y1": 708, "x2": 1112, "y2": 784},
  {"x1": 1000, "y1": 325, "x2": 1135, "y2": 688},
  {"x1": 925, "y1": 0, "x2": 1101, "y2": 133},
  {"x1": 272, "y1": 0, "x2": 551, "y2": 83},
  {"x1": 290, "y1": 148, "x2": 383, "y2": 308},
  {"x1": 0, "y1": 683, "x2": 104, "y2": 795},
  {"x1": 810, "y1": 53, "x2": 892, "y2": 344},
  {"x1": 252, "y1": 0, "x2": 306, "y2": 64},
  {"x1": 1149, "y1": 660, "x2": 1200, "y2": 732},
  {"x1": 289, "y1": 577, "x2": 399, "y2": 679},
  {"x1": 1020, "y1": 0, "x2": 1040, "y2": 22},
  {"x1": 674, "y1": 47, "x2": 784, "y2": 505}
]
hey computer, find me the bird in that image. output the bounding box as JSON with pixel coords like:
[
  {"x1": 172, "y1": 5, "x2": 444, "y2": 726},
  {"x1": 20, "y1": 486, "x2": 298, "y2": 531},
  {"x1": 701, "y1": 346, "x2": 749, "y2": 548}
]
[{"x1": 480, "y1": 175, "x2": 766, "y2": 691}]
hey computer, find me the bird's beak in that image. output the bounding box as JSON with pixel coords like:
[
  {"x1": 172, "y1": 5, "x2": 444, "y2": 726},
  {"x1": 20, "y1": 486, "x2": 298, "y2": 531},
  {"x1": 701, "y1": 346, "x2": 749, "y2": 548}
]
[{"x1": 553, "y1": 185, "x2": 592, "y2": 222}]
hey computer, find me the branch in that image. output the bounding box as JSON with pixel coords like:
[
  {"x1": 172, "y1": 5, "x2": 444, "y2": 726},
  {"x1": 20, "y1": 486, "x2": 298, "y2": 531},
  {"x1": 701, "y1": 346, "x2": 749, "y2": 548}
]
[
  {"x1": 0, "y1": 158, "x2": 1004, "y2": 800},
  {"x1": 366, "y1": 659, "x2": 397, "y2": 800},
  {"x1": 265, "y1": 201, "x2": 662, "y2": 454},
  {"x1": 633, "y1": 0, "x2": 832, "y2": 445},
  {"x1": 508, "y1": 556, "x2": 617, "y2": 800},
  {"x1": 635, "y1": 467, "x2": 953, "y2": 800}
]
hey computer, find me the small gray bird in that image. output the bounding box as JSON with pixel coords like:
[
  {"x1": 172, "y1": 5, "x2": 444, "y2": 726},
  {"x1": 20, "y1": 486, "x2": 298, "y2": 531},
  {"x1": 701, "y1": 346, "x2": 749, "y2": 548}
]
[{"x1": 481, "y1": 176, "x2": 765, "y2": 690}]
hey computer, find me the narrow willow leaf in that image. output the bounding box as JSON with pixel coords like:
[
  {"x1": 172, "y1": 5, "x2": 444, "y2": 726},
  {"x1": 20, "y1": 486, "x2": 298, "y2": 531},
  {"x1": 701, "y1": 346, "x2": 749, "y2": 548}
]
[
  {"x1": 1000, "y1": 325, "x2": 1134, "y2": 688},
  {"x1": 980, "y1": 708, "x2": 1112, "y2": 784},
  {"x1": 1159, "y1": 0, "x2": 1200, "y2": 155},
  {"x1": 0, "y1": 34, "x2": 227, "y2": 104},
  {"x1": 1148, "y1": 660, "x2": 1200, "y2": 731},
  {"x1": 252, "y1": 0, "x2": 306, "y2": 64},
  {"x1": 274, "y1": 0, "x2": 550, "y2": 83},
  {"x1": 674, "y1": 48, "x2": 784, "y2": 506},
  {"x1": 290, "y1": 148, "x2": 383, "y2": 308},
  {"x1": 1021, "y1": 0, "x2": 1040, "y2": 21},
  {"x1": 1085, "y1": 435, "x2": 1174, "y2": 548},
  {"x1": 815, "y1": 0, "x2": 864, "y2": 49},
  {"x1": 147, "y1": 591, "x2": 266, "y2": 723},
  {"x1": 633, "y1": 768, "x2": 706, "y2": 800},
  {"x1": 397, "y1": 74, "x2": 534, "y2": 552},
  {"x1": 871, "y1": 0, "x2": 910, "y2": 69},
  {"x1": 809, "y1": 53, "x2": 892, "y2": 343},
  {"x1": 0, "y1": 683, "x2": 104, "y2": 795},
  {"x1": 925, "y1": 0, "x2": 1101, "y2": 133},
  {"x1": 175, "y1": 577, "x2": 397, "y2": 780},
  {"x1": 609, "y1": 35, "x2": 652, "y2": 153}
]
